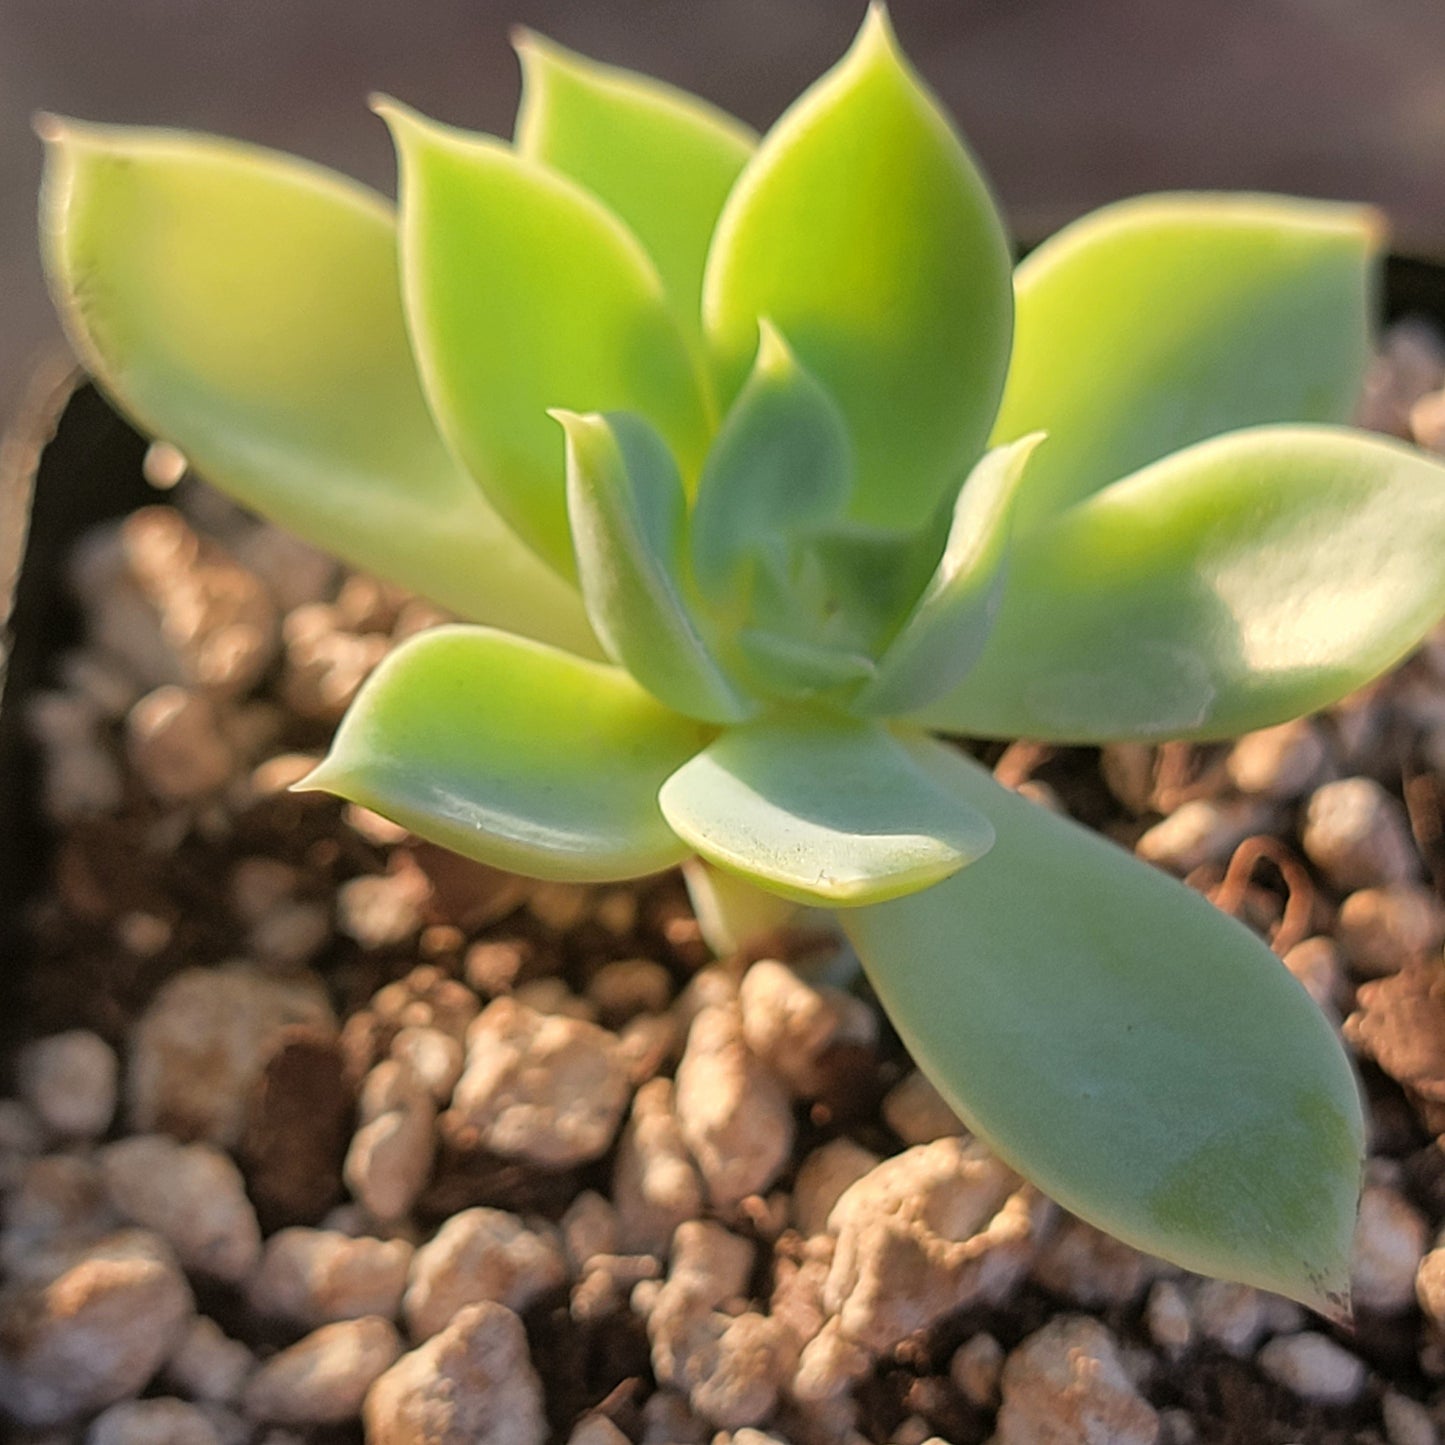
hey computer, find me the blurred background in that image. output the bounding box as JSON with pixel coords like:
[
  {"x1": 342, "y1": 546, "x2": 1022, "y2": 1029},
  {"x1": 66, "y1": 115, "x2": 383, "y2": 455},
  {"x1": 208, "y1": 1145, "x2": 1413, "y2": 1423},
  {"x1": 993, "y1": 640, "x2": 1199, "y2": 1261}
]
[{"x1": 4, "y1": 0, "x2": 1445, "y2": 438}]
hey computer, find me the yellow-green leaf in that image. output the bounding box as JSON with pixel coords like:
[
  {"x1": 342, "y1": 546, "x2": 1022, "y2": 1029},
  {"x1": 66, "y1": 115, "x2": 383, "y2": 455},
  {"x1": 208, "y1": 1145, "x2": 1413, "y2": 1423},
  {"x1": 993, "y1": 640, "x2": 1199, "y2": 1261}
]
[
  {"x1": 844, "y1": 749, "x2": 1363, "y2": 1315},
  {"x1": 301, "y1": 626, "x2": 710, "y2": 881},
  {"x1": 702, "y1": 5, "x2": 1012, "y2": 534},
  {"x1": 995, "y1": 192, "x2": 1380, "y2": 536},
  {"x1": 37, "y1": 119, "x2": 598, "y2": 654},
  {"x1": 514, "y1": 29, "x2": 755, "y2": 343},
  {"x1": 380, "y1": 100, "x2": 714, "y2": 578}
]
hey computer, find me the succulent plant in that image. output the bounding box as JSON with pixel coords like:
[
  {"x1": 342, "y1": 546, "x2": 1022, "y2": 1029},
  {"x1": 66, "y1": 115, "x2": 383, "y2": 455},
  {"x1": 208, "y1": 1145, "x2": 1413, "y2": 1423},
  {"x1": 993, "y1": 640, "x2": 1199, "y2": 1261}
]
[{"x1": 39, "y1": 5, "x2": 1445, "y2": 1312}]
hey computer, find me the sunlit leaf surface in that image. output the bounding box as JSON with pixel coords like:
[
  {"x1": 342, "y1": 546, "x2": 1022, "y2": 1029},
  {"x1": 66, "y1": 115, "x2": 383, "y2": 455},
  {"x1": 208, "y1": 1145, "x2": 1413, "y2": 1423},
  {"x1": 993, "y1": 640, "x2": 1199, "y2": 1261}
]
[
  {"x1": 844, "y1": 749, "x2": 1363, "y2": 1315},
  {"x1": 303, "y1": 626, "x2": 710, "y2": 881}
]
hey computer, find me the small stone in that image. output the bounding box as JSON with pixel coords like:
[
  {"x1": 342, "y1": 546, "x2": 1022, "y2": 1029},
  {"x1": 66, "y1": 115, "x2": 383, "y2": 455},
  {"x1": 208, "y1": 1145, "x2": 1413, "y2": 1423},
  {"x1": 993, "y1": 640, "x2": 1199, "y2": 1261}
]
[
  {"x1": 165, "y1": 1316, "x2": 255, "y2": 1404},
  {"x1": 128, "y1": 963, "x2": 334, "y2": 1148},
  {"x1": 450, "y1": 999, "x2": 630, "y2": 1168},
  {"x1": 738, "y1": 959, "x2": 878, "y2": 1100},
  {"x1": 994, "y1": 1316, "x2": 1159, "y2": 1445},
  {"x1": 640, "y1": 1389, "x2": 709, "y2": 1445},
  {"x1": 344, "y1": 1060, "x2": 436, "y2": 1223},
  {"x1": 0, "y1": 1230, "x2": 195, "y2": 1427},
  {"x1": 242, "y1": 1316, "x2": 401, "y2": 1424},
  {"x1": 86, "y1": 1397, "x2": 223, "y2": 1445},
  {"x1": 949, "y1": 1331, "x2": 1004, "y2": 1407},
  {"x1": 1225, "y1": 719, "x2": 1329, "y2": 799},
  {"x1": 1145, "y1": 1280, "x2": 1194, "y2": 1359},
  {"x1": 390, "y1": 1026, "x2": 465, "y2": 1103},
  {"x1": 1192, "y1": 1280, "x2": 1266, "y2": 1356},
  {"x1": 527, "y1": 881, "x2": 592, "y2": 933},
  {"x1": 100, "y1": 1135, "x2": 262, "y2": 1284},
  {"x1": 18, "y1": 1030, "x2": 118, "y2": 1140},
  {"x1": 1337, "y1": 885, "x2": 1445, "y2": 977},
  {"x1": 336, "y1": 859, "x2": 432, "y2": 949},
  {"x1": 674, "y1": 1003, "x2": 794, "y2": 1211},
  {"x1": 1416, "y1": 1246, "x2": 1445, "y2": 1325},
  {"x1": 1031, "y1": 1215, "x2": 1157, "y2": 1308},
  {"x1": 1383, "y1": 1389, "x2": 1438, "y2": 1445},
  {"x1": 1, "y1": 1153, "x2": 115, "y2": 1277},
  {"x1": 648, "y1": 1223, "x2": 789, "y2": 1429},
  {"x1": 512, "y1": 976, "x2": 598, "y2": 1021},
  {"x1": 127, "y1": 686, "x2": 236, "y2": 800},
  {"x1": 1135, "y1": 799, "x2": 1267, "y2": 874},
  {"x1": 613, "y1": 1077, "x2": 705, "y2": 1257},
  {"x1": 587, "y1": 958, "x2": 675, "y2": 1026},
  {"x1": 1302, "y1": 777, "x2": 1420, "y2": 891},
  {"x1": 280, "y1": 603, "x2": 389, "y2": 721},
  {"x1": 881, "y1": 1070, "x2": 966, "y2": 1146},
  {"x1": 1257, "y1": 1331, "x2": 1366, "y2": 1404},
  {"x1": 792, "y1": 1139, "x2": 881, "y2": 1238},
  {"x1": 404, "y1": 1207, "x2": 566, "y2": 1340},
  {"x1": 1281, "y1": 936, "x2": 1346, "y2": 1018},
  {"x1": 363, "y1": 1301, "x2": 546, "y2": 1445},
  {"x1": 561, "y1": 1190, "x2": 619, "y2": 1276},
  {"x1": 1354, "y1": 1182, "x2": 1428, "y2": 1314},
  {"x1": 249, "y1": 1228, "x2": 412, "y2": 1326},
  {"x1": 823, "y1": 1140, "x2": 1041, "y2": 1356}
]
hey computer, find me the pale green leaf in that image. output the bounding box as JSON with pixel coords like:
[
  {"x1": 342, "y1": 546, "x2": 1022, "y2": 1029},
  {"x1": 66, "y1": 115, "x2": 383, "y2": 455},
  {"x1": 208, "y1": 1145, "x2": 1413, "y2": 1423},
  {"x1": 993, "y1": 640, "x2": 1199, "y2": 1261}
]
[
  {"x1": 843, "y1": 749, "x2": 1363, "y2": 1315},
  {"x1": 301, "y1": 625, "x2": 710, "y2": 881},
  {"x1": 514, "y1": 29, "x2": 755, "y2": 343},
  {"x1": 556, "y1": 408, "x2": 754, "y2": 723},
  {"x1": 380, "y1": 100, "x2": 714, "y2": 578},
  {"x1": 918, "y1": 425, "x2": 1445, "y2": 741},
  {"x1": 689, "y1": 322, "x2": 853, "y2": 615},
  {"x1": 37, "y1": 119, "x2": 598, "y2": 655},
  {"x1": 702, "y1": 4, "x2": 1012, "y2": 534},
  {"x1": 735, "y1": 626, "x2": 876, "y2": 698},
  {"x1": 995, "y1": 192, "x2": 1380, "y2": 536},
  {"x1": 854, "y1": 434, "x2": 1043, "y2": 716},
  {"x1": 658, "y1": 714, "x2": 994, "y2": 906}
]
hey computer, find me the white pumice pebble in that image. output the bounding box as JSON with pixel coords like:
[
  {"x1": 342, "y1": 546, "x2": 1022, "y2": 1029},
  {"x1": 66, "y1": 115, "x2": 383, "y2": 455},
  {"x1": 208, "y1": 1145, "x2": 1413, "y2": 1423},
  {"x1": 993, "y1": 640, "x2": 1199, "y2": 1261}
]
[
  {"x1": 1302, "y1": 776, "x2": 1421, "y2": 891},
  {"x1": 364, "y1": 1301, "x2": 547, "y2": 1445},
  {"x1": 993, "y1": 1316, "x2": 1159, "y2": 1445},
  {"x1": 1257, "y1": 1331, "x2": 1367, "y2": 1404},
  {"x1": 18, "y1": 1030, "x2": 118, "y2": 1141},
  {"x1": 241, "y1": 1317, "x2": 401, "y2": 1425}
]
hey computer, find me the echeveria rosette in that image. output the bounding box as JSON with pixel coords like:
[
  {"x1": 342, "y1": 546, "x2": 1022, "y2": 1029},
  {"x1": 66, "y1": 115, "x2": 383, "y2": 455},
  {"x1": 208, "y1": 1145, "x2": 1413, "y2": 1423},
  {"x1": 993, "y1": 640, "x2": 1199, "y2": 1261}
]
[{"x1": 38, "y1": 3, "x2": 1445, "y2": 1315}]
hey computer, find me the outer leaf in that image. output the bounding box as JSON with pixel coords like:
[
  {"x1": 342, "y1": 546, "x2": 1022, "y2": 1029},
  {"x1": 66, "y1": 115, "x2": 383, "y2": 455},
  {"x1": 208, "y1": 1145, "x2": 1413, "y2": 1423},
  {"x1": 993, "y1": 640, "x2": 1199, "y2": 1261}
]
[
  {"x1": 690, "y1": 322, "x2": 853, "y2": 613},
  {"x1": 556, "y1": 408, "x2": 754, "y2": 723},
  {"x1": 514, "y1": 29, "x2": 756, "y2": 343},
  {"x1": 843, "y1": 750, "x2": 1363, "y2": 1314},
  {"x1": 380, "y1": 100, "x2": 713, "y2": 578},
  {"x1": 702, "y1": 4, "x2": 1012, "y2": 534},
  {"x1": 300, "y1": 625, "x2": 710, "y2": 881},
  {"x1": 658, "y1": 714, "x2": 994, "y2": 906},
  {"x1": 994, "y1": 192, "x2": 1380, "y2": 536},
  {"x1": 853, "y1": 434, "x2": 1043, "y2": 716},
  {"x1": 37, "y1": 120, "x2": 598, "y2": 655},
  {"x1": 917, "y1": 425, "x2": 1445, "y2": 742}
]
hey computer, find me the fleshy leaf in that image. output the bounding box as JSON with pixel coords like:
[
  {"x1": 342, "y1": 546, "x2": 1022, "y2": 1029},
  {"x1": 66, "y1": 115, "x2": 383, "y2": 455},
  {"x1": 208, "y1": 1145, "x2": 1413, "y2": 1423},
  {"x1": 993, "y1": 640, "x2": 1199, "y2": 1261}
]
[
  {"x1": 702, "y1": 4, "x2": 1012, "y2": 534},
  {"x1": 37, "y1": 119, "x2": 598, "y2": 655},
  {"x1": 918, "y1": 425, "x2": 1445, "y2": 742},
  {"x1": 853, "y1": 434, "x2": 1043, "y2": 716},
  {"x1": 658, "y1": 714, "x2": 994, "y2": 906},
  {"x1": 994, "y1": 192, "x2": 1380, "y2": 535},
  {"x1": 556, "y1": 408, "x2": 754, "y2": 723},
  {"x1": 690, "y1": 322, "x2": 853, "y2": 614},
  {"x1": 514, "y1": 29, "x2": 755, "y2": 343},
  {"x1": 843, "y1": 749, "x2": 1363, "y2": 1314},
  {"x1": 301, "y1": 625, "x2": 710, "y2": 881},
  {"x1": 735, "y1": 626, "x2": 876, "y2": 697},
  {"x1": 380, "y1": 100, "x2": 714, "y2": 578}
]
